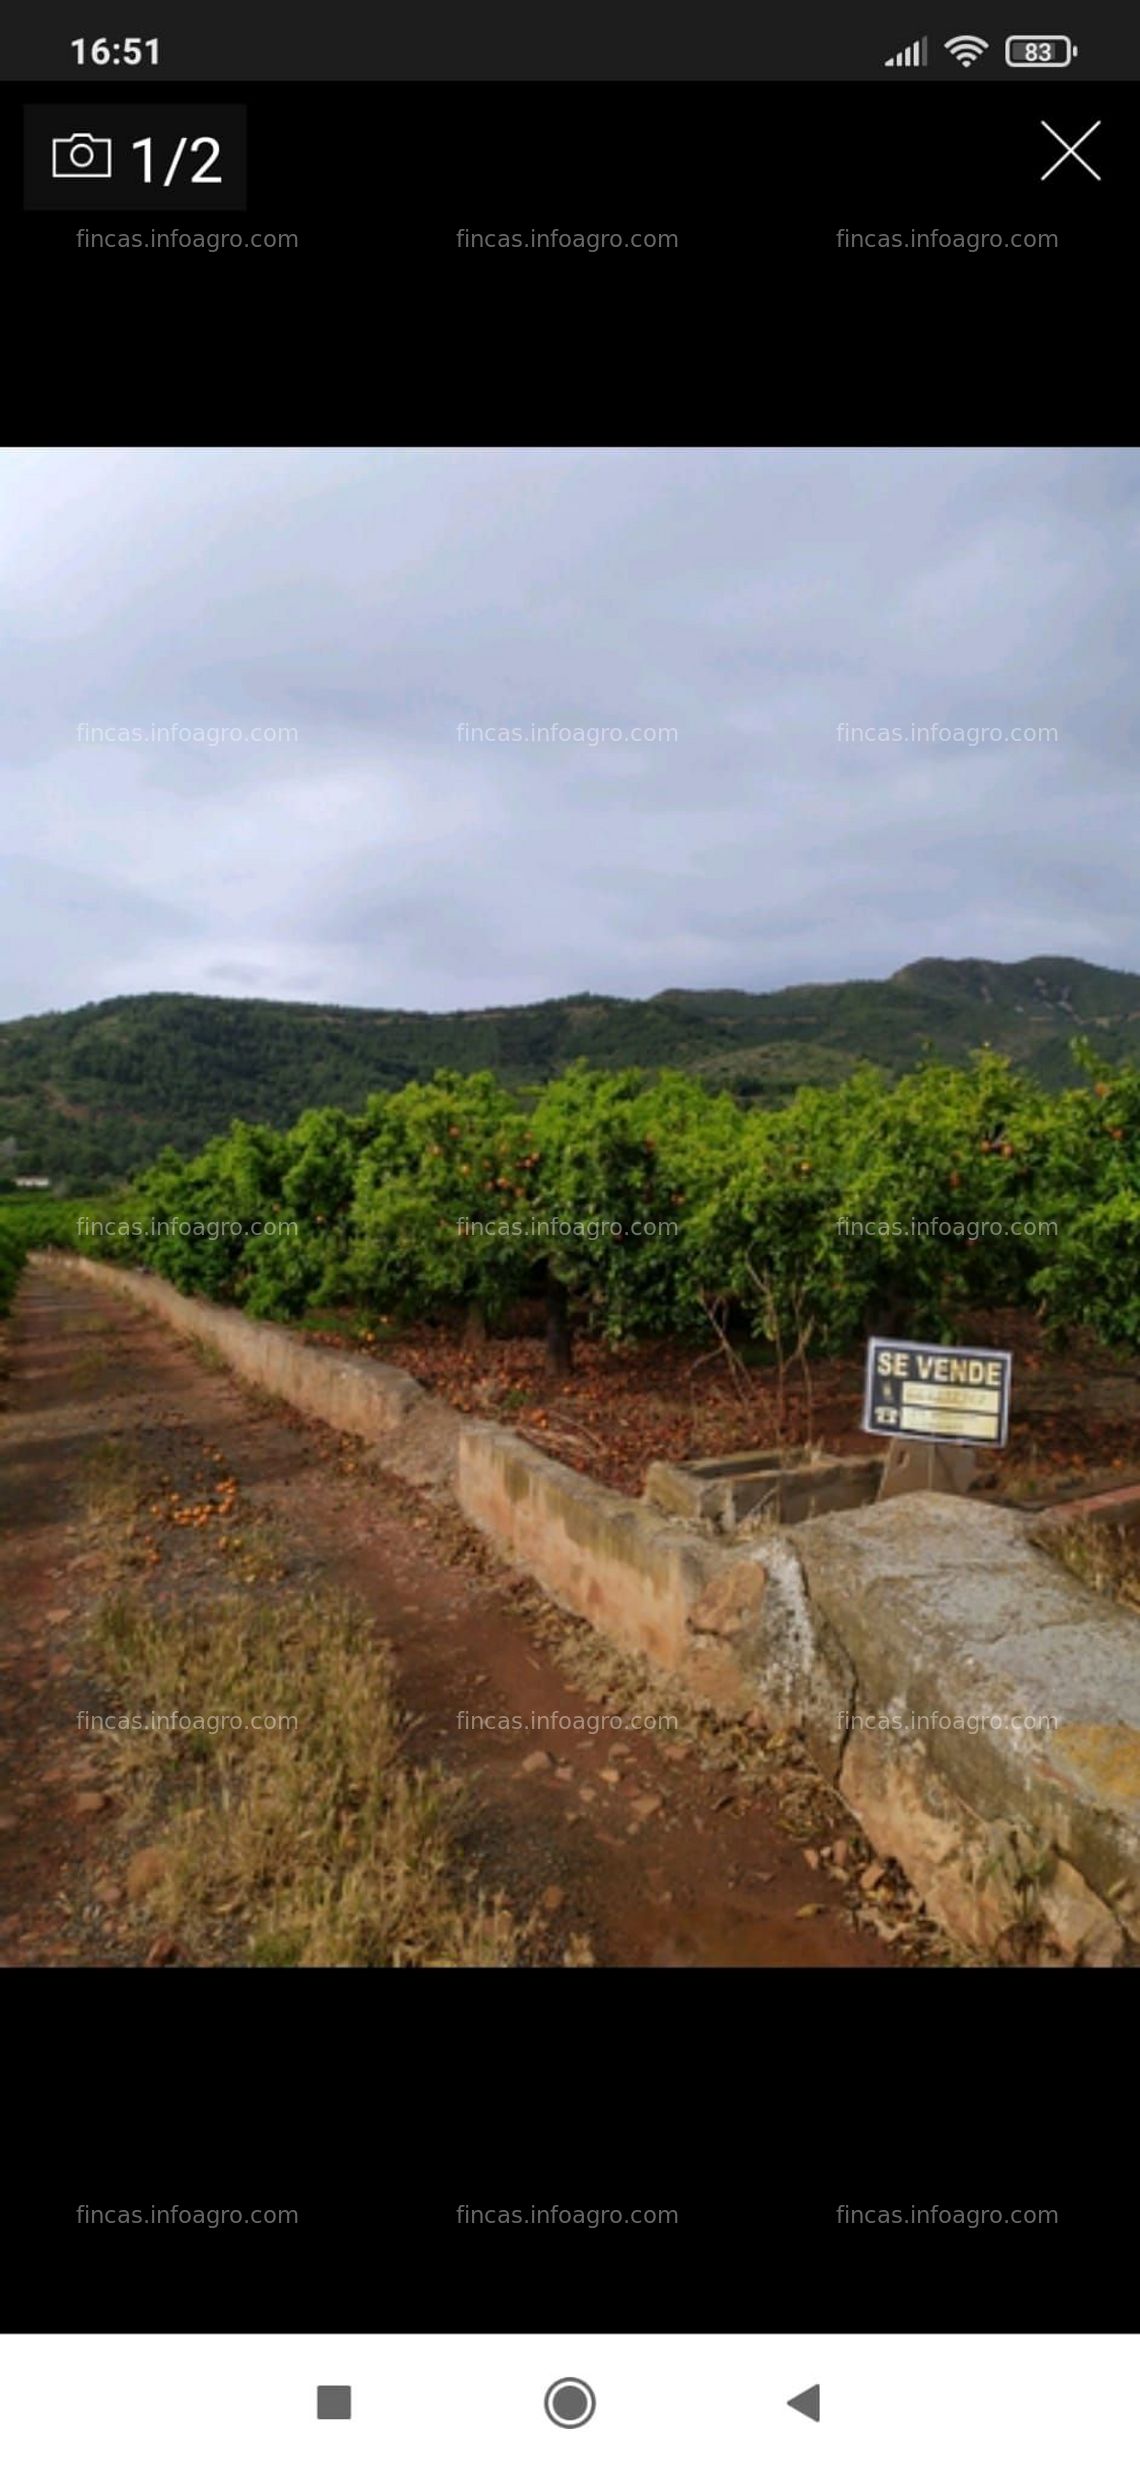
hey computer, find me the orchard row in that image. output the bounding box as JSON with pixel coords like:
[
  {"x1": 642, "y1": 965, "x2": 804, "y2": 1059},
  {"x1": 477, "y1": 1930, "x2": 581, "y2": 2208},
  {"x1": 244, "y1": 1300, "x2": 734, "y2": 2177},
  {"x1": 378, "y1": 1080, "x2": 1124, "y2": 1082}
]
[{"x1": 3, "y1": 1046, "x2": 1138, "y2": 1357}]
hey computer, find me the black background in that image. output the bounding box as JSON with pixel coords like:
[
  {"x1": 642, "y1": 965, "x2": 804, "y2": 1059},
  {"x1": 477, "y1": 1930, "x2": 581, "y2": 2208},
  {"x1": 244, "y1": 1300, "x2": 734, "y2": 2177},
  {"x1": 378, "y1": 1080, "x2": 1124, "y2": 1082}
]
[
  {"x1": 28, "y1": 1969, "x2": 1126, "y2": 2327},
  {"x1": 8, "y1": 83, "x2": 1122, "y2": 443}
]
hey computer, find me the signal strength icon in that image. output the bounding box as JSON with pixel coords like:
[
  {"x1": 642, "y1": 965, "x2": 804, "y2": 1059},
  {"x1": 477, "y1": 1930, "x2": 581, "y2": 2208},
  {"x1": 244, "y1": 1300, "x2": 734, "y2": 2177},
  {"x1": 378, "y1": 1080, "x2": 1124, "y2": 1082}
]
[
  {"x1": 885, "y1": 35, "x2": 928, "y2": 64},
  {"x1": 944, "y1": 33, "x2": 989, "y2": 64}
]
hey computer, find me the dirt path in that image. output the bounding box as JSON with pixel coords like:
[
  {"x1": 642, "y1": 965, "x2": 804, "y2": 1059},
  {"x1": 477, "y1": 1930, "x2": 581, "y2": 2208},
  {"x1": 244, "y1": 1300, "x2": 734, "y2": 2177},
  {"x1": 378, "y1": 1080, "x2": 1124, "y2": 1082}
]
[{"x1": 0, "y1": 1267, "x2": 917, "y2": 1968}]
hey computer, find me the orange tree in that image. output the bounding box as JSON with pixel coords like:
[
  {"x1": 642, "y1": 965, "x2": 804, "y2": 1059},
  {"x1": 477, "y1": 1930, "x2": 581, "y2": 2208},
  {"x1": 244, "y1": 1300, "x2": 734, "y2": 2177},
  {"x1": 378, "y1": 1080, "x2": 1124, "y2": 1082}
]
[
  {"x1": 343, "y1": 1071, "x2": 534, "y2": 1336},
  {"x1": 527, "y1": 1067, "x2": 743, "y2": 1368},
  {"x1": 240, "y1": 1105, "x2": 370, "y2": 1319},
  {"x1": 683, "y1": 1075, "x2": 881, "y2": 1358},
  {"x1": 681, "y1": 1053, "x2": 1063, "y2": 1354},
  {"x1": 0, "y1": 1195, "x2": 104, "y2": 1307},
  {"x1": 833, "y1": 1053, "x2": 1056, "y2": 1335},
  {"x1": 1029, "y1": 1050, "x2": 1140, "y2": 1345},
  {"x1": 87, "y1": 1121, "x2": 290, "y2": 1301},
  {"x1": 0, "y1": 1210, "x2": 25, "y2": 1313}
]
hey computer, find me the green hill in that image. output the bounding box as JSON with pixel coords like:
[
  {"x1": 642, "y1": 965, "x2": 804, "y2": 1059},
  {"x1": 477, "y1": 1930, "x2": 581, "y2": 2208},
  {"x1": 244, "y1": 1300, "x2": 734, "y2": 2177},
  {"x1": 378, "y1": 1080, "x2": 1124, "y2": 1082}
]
[{"x1": 1, "y1": 955, "x2": 1136, "y2": 1185}]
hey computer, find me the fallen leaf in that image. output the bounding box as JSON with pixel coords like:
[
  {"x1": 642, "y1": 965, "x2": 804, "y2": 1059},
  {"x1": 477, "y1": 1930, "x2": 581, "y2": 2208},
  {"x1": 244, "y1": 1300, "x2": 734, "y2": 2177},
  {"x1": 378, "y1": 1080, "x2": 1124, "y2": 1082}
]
[{"x1": 144, "y1": 1934, "x2": 189, "y2": 1967}]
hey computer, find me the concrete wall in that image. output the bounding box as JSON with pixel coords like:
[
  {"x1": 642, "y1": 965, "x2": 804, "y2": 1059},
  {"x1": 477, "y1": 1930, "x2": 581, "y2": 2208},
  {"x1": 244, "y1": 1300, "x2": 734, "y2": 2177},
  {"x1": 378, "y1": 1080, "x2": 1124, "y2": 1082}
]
[
  {"x1": 46, "y1": 1253, "x2": 1140, "y2": 1962},
  {"x1": 456, "y1": 1418, "x2": 1140, "y2": 1964},
  {"x1": 785, "y1": 1495, "x2": 1140, "y2": 1964},
  {"x1": 40, "y1": 1253, "x2": 459, "y2": 1490},
  {"x1": 457, "y1": 1418, "x2": 767, "y2": 1708}
]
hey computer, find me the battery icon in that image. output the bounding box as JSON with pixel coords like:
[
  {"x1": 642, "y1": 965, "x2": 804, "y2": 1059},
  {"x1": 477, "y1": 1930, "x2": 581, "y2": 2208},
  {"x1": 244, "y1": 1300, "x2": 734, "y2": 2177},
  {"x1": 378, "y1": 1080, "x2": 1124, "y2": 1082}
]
[{"x1": 1005, "y1": 36, "x2": 1077, "y2": 64}]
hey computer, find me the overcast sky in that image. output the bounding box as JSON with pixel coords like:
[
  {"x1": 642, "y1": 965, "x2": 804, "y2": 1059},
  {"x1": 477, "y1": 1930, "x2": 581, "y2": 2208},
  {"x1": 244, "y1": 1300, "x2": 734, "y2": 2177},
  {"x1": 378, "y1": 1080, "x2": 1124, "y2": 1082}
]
[{"x1": 2, "y1": 446, "x2": 1136, "y2": 1022}]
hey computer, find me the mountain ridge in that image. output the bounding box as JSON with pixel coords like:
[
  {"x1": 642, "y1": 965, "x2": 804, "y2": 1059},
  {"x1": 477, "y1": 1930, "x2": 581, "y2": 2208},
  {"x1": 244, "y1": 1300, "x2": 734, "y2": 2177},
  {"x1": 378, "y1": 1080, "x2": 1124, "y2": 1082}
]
[{"x1": 2, "y1": 954, "x2": 1136, "y2": 1185}]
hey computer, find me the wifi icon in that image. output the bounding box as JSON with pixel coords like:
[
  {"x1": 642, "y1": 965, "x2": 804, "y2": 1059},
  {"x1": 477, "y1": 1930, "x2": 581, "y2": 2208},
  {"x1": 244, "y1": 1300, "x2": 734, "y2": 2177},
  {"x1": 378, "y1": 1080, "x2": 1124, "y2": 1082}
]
[{"x1": 945, "y1": 33, "x2": 989, "y2": 65}]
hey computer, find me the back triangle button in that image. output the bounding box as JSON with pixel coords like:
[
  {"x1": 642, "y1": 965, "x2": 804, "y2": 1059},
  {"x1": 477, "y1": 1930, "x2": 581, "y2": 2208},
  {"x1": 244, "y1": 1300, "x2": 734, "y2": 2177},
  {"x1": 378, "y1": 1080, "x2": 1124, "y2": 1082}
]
[{"x1": 787, "y1": 2388, "x2": 820, "y2": 2423}]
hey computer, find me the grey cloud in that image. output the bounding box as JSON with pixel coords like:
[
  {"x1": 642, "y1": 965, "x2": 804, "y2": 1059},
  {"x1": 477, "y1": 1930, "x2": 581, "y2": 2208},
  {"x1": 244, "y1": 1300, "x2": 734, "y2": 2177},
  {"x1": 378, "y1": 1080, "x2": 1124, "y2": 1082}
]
[{"x1": 1, "y1": 446, "x2": 1137, "y2": 1021}]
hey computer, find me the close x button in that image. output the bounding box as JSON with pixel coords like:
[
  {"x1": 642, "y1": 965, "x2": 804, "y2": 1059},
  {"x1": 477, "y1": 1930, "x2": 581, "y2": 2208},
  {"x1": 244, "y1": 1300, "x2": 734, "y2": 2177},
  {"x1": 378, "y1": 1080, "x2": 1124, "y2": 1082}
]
[{"x1": 1040, "y1": 117, "x2": 1102, "y2": 178}]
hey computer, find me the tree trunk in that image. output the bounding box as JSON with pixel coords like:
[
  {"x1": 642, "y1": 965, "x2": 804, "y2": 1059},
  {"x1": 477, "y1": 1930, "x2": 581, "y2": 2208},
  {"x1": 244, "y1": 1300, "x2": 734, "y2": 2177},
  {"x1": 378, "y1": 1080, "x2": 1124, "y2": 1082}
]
[
  {"x1": 867, "y1": 1286, "x2": 907, "y2": 1340},
  {"x1": 464, "y1": 1298, "x2": 488, "y2": 1349},
  {"x1": 543, "y1": 1265, "x2": 573, "y2": 1378}
]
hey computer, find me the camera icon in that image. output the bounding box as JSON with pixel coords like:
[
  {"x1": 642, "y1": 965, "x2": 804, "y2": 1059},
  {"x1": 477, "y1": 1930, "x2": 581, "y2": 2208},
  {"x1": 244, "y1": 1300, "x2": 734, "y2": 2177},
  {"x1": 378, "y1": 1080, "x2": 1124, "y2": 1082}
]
[{"x1": 52, "y1": 131, "x2": 113, "y2": 178}]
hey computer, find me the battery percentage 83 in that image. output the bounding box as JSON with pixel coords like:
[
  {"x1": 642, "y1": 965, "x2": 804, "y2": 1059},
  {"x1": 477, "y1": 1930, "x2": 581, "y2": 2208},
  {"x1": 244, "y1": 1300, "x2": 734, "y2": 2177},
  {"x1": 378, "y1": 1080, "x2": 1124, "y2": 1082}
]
[{"x1": 1004, "y1": 37, "x2": 1078, "y2": 65}]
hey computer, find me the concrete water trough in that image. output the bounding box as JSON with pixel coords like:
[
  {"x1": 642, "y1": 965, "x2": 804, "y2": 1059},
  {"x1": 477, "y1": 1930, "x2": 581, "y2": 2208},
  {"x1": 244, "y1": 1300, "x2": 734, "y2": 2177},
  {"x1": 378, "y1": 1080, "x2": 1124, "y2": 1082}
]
[{"x1": 642, "y1": 1446, "x2": 883, "y2": 1532}]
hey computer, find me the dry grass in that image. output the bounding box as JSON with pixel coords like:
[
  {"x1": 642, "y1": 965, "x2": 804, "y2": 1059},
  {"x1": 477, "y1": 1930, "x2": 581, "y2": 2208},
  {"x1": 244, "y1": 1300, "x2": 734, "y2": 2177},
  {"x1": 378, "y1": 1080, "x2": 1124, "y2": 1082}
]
[
  {"x1": 186, "y1": 1335, "x2": 229, "y2": 1374},
  {"x1": 72, "y1": 1340, "x2": 112, "y2": 1387},
  {"x1": 89, "y1": 1587, "x2": 521, "y2": 1968},
  {"x1": 82, "y1": 1436, "x2": 150, "y2": 1523},
  {"x1": 1032, "y1": 1516, "x2": 1140, "y2": 1611}
]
